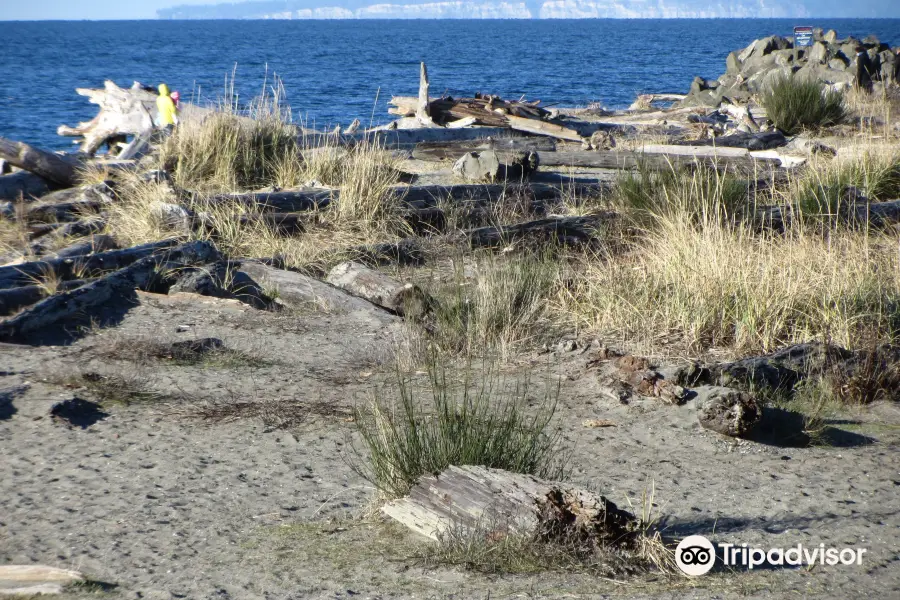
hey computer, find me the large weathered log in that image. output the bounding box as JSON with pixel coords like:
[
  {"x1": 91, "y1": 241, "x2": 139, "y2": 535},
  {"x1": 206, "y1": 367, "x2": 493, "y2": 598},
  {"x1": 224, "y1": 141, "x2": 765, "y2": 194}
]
[
  {"x1": 535, "y1": 150, "x2": 779, "y2": 172},
  {"x1": 212, "y1": 189, "x2": 333, "y2": 212},
  {"x1": 0, "y1": 565, "x2": 85, "y2": 597},
  {"x1": 348, "y1": 127, "x2": 515, "y2": 149},
  {"x1": 0, "y1": 239, "x2": 178, "y2": 291},
  {"x1": 506, "y1": 115, "x2": 584, "y2": 143},
  {"x1": 756, "y1": 198, "x2": 900, "y2": 231},
  {"x1": 326, "y1": 261, "x2": 433, "y2": 319},
  {"x1": 0, "y1": 240, "x2": 219, "y2": 341},
  {"x1": 28, "y1": 217, "x2": 106, "y2": 243},
  {"x1": 462, "y1": 214, "x2": 611, "y2": 248},
  {"x1": 400, "y1": 183, "x2": 605, "y2": 211},
  {"x1": 0, "y1": 137, "x2": 80, "y2": 187},
  {"x1": 218, "y1": 183, "x2": 604, "y2": 216},
  {"x1": 672, "y1": 130, "x2": 787, "y2": 150},
  {"x1": 411, "y1": 137, "x2": 556, "y2": 162},
  {"x1": 57, "y1": 80, "x2": 214, "y2": 156},
  {"x1": 0, "y1": 279, "x2": 89, "y2": 317},
  {"x1": 382, "y1": 465, "x2": 638, "y2": 545},
  {"x1": 238, "y1": 260, "x2": 400, "y2": 326},
  {"x1": 0, "y1": 234, "x2": 122, "y2": 268},
  {"x1": 22, "y1": 183, "x2": 115, "y2": 223},
  {"x1": 0, "y1": 170, "x2": 59, "y2": 202}
]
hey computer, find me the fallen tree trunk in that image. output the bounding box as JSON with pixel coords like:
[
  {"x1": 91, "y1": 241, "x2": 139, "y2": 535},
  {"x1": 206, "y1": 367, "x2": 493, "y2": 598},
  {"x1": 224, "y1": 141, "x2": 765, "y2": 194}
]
[
  {"x1": 0, "y1": 240, "x2": 219, "y2": 341},
  {"x1": 218, "y1": 183, "x2": 604, "y2": 215},
  {"x1": 0, "y1": 239, "x2": 179, "y2": 291},
  {"x1": 57, "y1": 80, "x2": 214, "y2": 155},
  {"x1": 382, "y1": 465, "x2": 638, "y2": 545},
  {"x1": 0, "y1": 565, "x2": 85, "y2": 597},
  {"x1": 237, "y1": 261, "x2": 399, "y2": 325},
  {"x1": 0, "y1": 170, "x2": 59, "y2": 202},
  {"x1": 757, "y1": 198, "x2": 900, "y2": 230},
  {"x1": 400, "y1": 182, "x2": 605, "y2": 211},
  {"x1": 344, "y1": 127, "x2": 516, "y2": 149},
  {"x1": 411, "y1": 137, "x2": 556, "y2": 162},
  {"x1": 462, "y1": 214, "x2": 610, "y2": 248},
  {"x1": 535, "y1": 150, "x2": 778, "y2": 172},
  {"x1": 28, "y1": 217, "x2": 107, "y2": 242},
  {"x1": 506, "y1": 115, "x2": 584, "y2": 143},
  {"x1": 0, "y1": 137, "x2": 80, "y2": 187},
  {"x1": 326, "y1": 261, "x2": 433, "y2": 319},
  {"x1": 350, "y1": 239, "x2": 425, "y2": 267},
  {"x1": 0, "y1": 279, "x2": 89, "y2": 317},
  {"x1": 22, "y1": 183, "x2": 115, "y2": 223},
  {"x1": 212, "y1": 189, "x2": 334, "y2": 212}
]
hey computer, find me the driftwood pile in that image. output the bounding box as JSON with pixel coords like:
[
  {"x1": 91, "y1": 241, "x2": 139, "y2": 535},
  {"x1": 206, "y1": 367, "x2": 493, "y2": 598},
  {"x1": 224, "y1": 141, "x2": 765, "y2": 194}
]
[{"x1": 0, "y1": 67, "x2": 897, "y2": 343}]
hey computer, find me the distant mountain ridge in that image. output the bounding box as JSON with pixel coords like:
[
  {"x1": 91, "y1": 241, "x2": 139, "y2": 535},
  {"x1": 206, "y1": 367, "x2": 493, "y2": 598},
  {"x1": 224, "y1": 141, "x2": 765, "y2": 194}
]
[{"x1": 157, "y1": 0, "x2": 900, "y2": 20}]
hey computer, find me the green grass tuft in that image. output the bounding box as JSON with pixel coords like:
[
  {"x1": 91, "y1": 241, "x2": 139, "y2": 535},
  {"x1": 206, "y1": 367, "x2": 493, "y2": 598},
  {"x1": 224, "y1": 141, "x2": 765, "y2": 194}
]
[
  {"x1": 761, "y1": 74, "x2": 846, "y2": 135},
  {"x1": 352, "y1": 353, "x2": 567, "y2": 499}
]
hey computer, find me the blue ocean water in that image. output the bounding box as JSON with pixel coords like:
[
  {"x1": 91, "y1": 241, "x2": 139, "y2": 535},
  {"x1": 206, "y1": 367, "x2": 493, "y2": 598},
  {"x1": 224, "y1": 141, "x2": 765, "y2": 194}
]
[{"x1": 0, "y1": 19, "x2": 898, "y2": 150}]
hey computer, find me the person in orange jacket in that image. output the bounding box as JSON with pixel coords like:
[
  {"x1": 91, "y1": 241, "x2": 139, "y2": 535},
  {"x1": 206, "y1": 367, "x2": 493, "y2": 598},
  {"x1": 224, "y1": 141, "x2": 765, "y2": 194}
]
[{"x1": 156, "y1": 83, "x2": 179, "y2": 128}]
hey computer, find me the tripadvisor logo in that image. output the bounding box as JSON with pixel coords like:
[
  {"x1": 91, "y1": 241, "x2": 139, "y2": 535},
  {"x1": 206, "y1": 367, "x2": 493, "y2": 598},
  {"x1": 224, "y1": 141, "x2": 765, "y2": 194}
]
[
  {"x1": 675, "y1": 535, "x2": 868, "y2": 576},
  {"x1": 676, "y1": 535, "x2": 716, "y2": 576}
]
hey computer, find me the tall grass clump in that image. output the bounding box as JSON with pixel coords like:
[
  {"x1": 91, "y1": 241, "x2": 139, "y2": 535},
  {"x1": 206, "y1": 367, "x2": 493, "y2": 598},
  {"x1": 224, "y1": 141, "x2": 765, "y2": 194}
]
[
  {"x1": 566, "y1": 210, "x2": 900, "y2": 355},
  {"x1": 160, "y1": 112, "x2": 299, "y2": 193},
  {"x1": 613, "y1": 163, "x2": 749, "y2": 226},
  {"x1": 158, "y1": 77, "x2": 301, "y2": 193},
  {"x1": 786, "y1": 141, "x2": 900, "y2": 219},
  {"x1": 429, "y1": 252, "x2": 563, "y2": 356},
  {"x1": 761, "y1": 74, "x2": 846, "y2": 135},
  {"x1": 353, "y1": 354, "x2": 566, "y2": 498}
]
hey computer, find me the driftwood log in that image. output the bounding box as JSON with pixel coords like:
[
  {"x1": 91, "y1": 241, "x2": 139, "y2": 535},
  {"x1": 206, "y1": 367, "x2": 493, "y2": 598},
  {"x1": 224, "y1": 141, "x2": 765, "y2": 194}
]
[
  {"x1": 216, "y1": 183, "x2": 603, "y2": 216},
  {"x1": 0, "y1": 240, "x2": 219, "y2": 341},
  {"x1": 411, "y1": 137, "x2": 556, "y2": 162},
  {"x1": 0, "y1": 239, "x2": 178, "y2": 291},
  {"x1": 58, "y1": 81, "x2": 157, "y2": 154},
  {"x1": 326, "y1": 261, "x2": 433, "y2": 319},
  {"x1": 57, "y1": 80, "x2": 214, "y2": 156},
  {"x1": 22, "y1": 183, "x2": 115, "y2": 223},
  {"x1": 382, "y1": 465, "x2": 638, "y2": 546},
  {"x1": 0, "y1": 171, "x2": 59, "y2": 203},
  {"x1": 535, "y1": 150, "x2": 779, "y2": 172},
  {"x1": 0, "y1": 137, "x2": 80, "y2": 187},
  {"x1": 0, "y1": 564, "x2": 85, "y2": 597},
  {"x1": 757, "y1": 198, "x2": 900, "y2": 230},
  {"x1": 27, "y1": 217, "x2": 107, "y2": 245},
  {"x1": 462, "y1": 214, "x2": 610, "y2": 248},
  {"x1": 237, "y1": 260, "x2": 400, "y2": 327},
  {"x1": 0, "y1": 279, "x2": 89, "y2": 317}
]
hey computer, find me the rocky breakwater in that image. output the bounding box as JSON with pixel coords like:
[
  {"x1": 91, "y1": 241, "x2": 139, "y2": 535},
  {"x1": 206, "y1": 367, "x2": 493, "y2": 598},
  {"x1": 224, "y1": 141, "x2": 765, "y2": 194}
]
[{"x1": 680, "y1": 30, "x2": 900, "y2": 108}]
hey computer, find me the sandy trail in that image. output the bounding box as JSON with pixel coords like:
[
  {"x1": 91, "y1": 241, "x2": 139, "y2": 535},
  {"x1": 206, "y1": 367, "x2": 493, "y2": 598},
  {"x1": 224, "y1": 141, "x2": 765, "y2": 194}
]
[{"x1": 1, "y1": 292, "x2": 899, "y2": 599}]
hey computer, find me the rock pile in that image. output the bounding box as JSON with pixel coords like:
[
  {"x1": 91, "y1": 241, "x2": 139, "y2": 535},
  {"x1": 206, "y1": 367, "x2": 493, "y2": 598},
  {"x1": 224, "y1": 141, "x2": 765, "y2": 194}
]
[{"x1": 681, "y1": 30, "x2": 900, "y2": 108}]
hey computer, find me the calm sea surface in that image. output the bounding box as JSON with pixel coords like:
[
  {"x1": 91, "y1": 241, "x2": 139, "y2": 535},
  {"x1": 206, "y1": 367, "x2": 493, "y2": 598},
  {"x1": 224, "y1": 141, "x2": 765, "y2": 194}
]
[{"x1": 1, "y1": 19, "x2": 898, "y2": 149}]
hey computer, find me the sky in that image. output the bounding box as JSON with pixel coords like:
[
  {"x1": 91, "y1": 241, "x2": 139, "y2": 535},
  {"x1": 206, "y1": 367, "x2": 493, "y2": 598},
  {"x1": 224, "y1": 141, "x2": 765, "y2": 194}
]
[
  {"x1": 0, "y1": 0, "x2": 216, "y2": 20},
  {"x1": 0, "y1": 0, "x2": 895, "y2": 20}
]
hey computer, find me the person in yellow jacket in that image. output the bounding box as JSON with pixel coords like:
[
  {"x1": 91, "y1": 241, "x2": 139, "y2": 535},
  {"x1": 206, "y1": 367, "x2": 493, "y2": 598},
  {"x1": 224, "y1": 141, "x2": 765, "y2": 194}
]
[{"x1": 156, "y1": 83, "x2": 179, "y2": 128}]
